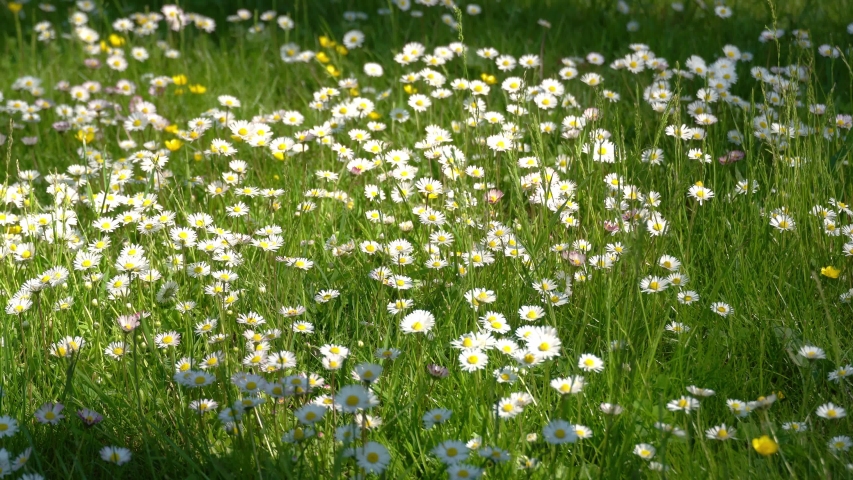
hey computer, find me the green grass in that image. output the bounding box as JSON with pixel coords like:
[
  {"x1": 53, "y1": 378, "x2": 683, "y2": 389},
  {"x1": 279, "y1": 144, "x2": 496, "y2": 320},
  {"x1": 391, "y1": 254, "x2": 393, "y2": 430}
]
[{"x1": 1, "y1": 0, "x2": 853, "y2": 478}]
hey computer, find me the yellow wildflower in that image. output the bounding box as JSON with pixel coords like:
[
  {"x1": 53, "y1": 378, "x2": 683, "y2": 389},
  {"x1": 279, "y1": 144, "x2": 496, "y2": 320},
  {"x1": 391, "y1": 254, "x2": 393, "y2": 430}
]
[
  {"x1": 821, "y1": 266, "x2": 841, "y2": 279},
  {"x1": 165, "y1": 139, "x2": 183, "y2": 152},
  {"x1": 751, "y1": 436, "x2": 778, "y2": 456},
  {"x1": 109, "y1": 34, "x2": 125, "y2": 47}
]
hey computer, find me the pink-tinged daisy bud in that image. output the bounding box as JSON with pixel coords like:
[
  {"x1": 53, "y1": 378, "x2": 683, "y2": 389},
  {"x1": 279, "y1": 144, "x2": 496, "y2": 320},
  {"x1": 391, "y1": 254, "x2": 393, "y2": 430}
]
[
  {"x1": 563, "y1": 250, "x2": 586, "y2": 267},
  {"x1": 426, "y1": 364, "x2": 449, "y2": 379},
  {"x1": 486, "y1": 189, "x2": 504, "y2": 204}
]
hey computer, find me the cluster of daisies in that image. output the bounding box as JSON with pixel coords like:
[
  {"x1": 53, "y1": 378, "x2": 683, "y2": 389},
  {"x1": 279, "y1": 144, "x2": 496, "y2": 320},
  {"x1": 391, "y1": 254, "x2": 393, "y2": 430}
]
[{"x1": 1, "y1": 0, "x2": 853, "y2": 478}]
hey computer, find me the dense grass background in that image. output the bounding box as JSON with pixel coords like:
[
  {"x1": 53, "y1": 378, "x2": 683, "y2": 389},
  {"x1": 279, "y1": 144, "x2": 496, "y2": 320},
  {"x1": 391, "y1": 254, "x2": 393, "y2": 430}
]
[{"x1": 1, "y1": 0, "x2": 852, "y2": 478}]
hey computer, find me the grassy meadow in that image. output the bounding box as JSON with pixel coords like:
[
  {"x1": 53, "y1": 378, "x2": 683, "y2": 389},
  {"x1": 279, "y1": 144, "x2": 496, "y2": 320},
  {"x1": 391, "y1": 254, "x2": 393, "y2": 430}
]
[{"x1": 1, "y1": 0, "x2": 853, "y2": 478}]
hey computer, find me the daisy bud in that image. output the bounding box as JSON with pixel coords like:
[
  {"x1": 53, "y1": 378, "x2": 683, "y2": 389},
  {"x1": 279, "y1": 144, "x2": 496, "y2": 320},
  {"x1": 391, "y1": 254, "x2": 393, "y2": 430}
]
[{"x1": 427, "y1": 364, "x2": 449, "y2": 378}]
